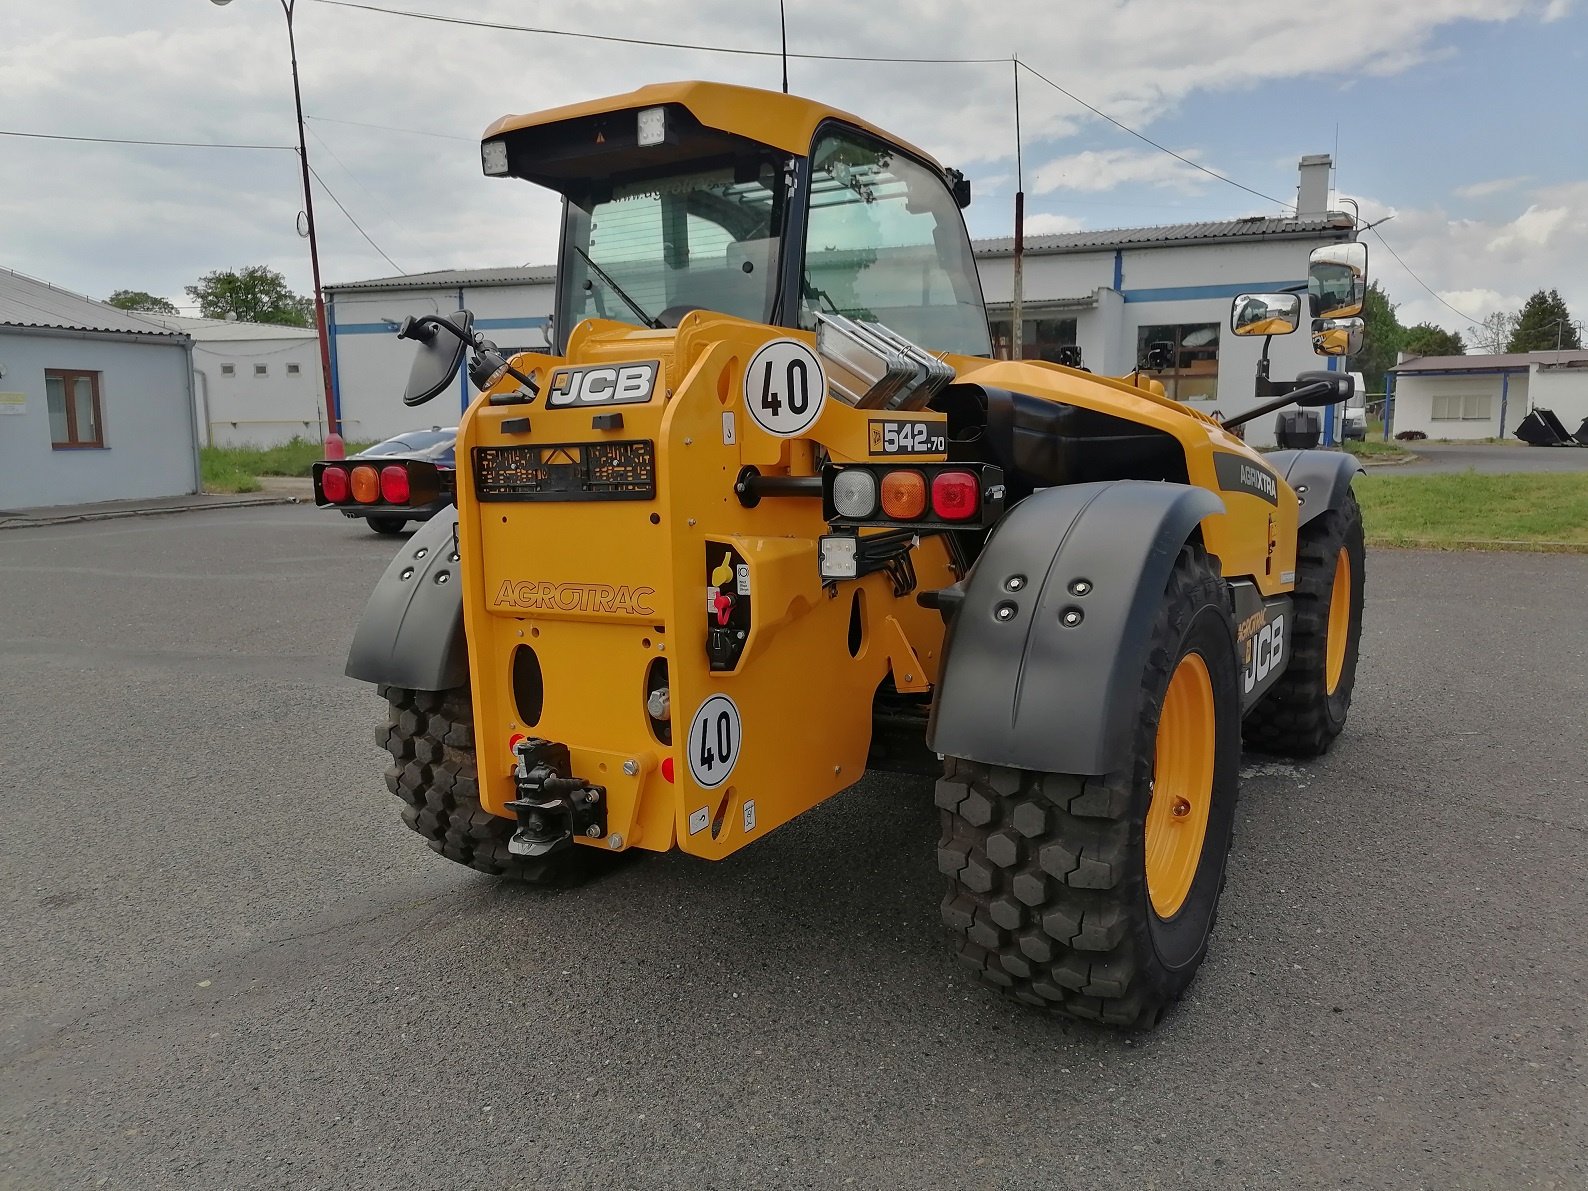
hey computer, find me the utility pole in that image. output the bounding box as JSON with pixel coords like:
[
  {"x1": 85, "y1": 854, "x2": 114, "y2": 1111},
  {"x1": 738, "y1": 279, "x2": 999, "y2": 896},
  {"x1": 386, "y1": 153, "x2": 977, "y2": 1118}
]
[{"x1": 1011, "y1": 58, "x2": 1024, "y2": 361}]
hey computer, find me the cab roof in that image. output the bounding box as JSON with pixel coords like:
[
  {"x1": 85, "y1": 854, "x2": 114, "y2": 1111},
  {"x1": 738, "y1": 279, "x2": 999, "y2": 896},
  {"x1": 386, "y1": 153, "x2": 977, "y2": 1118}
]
[{"x1": 482, "y1": 80, "x2": 942, "y2": 173}]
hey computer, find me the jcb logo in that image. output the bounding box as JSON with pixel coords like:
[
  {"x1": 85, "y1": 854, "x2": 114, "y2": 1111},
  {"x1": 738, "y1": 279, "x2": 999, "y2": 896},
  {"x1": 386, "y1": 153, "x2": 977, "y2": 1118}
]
[
  {"x1": 1242, "y1": 613, "x2": 1286, "y2": 694},
  {"x1": 546, "y1": 361, "x2": 658, "y2": 408}
]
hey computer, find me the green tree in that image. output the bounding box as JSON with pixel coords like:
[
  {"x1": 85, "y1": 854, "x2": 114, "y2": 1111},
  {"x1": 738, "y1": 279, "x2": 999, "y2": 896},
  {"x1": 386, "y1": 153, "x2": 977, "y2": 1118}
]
[
  {"x1": 1401, "y1": 322, "x2": 1466, "y2": 357},
  {"x1": 106, "y1": 289, "x2": 179, "y2": 316},
  {"x1": 185, "y1": 266, "x2": 313, "y2": 327},
  {"x1": 1506, "y1": 289, "x2": 1581, "y2": 353},
  {"x1": 1357, "y1": 281, "x2": 1403, "y2": 397}
]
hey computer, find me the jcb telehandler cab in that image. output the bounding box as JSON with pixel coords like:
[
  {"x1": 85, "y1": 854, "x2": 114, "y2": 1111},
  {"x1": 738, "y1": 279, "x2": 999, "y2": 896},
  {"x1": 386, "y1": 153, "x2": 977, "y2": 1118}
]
[{"x1": 336, "y1": 82, "x2": 1368, "y2": 1027}]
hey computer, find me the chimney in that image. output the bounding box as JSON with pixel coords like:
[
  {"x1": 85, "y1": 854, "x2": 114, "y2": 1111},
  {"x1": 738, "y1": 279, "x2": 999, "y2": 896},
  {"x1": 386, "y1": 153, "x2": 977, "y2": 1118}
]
[{"x1": 1296, "y1": 154, "x2": 1332, "y2": 218}]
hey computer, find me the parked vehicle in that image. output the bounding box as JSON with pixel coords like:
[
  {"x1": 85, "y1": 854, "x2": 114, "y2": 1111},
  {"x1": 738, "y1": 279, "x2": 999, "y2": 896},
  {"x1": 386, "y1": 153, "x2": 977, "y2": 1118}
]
[
  {"x1": 326, "y1": 81, "x2": 1368, "y2": 1028},
  {"x1": 314, "y1": 427, "x2": 457, "y2": 534}
]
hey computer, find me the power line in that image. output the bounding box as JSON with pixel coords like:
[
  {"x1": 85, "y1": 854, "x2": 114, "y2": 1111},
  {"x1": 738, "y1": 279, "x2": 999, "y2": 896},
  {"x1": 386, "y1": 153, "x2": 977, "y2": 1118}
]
[
  {"x1": 305, "y1": 121, "x2": 412, "y2": 237},
  {"x1": 305, "y1": 113, "x2": 473, "y2": 142},
  {"x1": 0, "y1": 129, "x2": 291, "y2": 151},
  {"x1": 306, "y1": 164, "x2": 405, "y2": 275},
  {"x1": 1367, "y1": 225, "x2": 1482, "y2": 326},
  {"x1": 308, "y1": 0, "x2": 1005, "y2": 63}
]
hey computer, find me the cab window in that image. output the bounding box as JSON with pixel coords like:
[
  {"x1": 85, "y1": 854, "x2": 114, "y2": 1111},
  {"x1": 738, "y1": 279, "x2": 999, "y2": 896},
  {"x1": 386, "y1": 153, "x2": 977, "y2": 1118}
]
[{"x1": 800, "y1": 128, "x2": 990, "y2": 357}]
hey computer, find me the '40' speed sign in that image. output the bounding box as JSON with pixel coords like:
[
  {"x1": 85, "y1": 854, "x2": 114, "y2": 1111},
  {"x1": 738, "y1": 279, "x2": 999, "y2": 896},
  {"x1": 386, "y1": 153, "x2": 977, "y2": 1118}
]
[{"x1": 743, "y1": 339, "x2": 826, "y2": 437}]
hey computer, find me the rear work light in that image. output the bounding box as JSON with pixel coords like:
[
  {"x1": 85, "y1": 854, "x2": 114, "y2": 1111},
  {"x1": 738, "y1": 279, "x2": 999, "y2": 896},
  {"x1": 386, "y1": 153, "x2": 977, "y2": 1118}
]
[
  {"x1": 821, "y1": 462, "x2": 1004, "y2": 532},
  {"x1": 318, "y1": 464, "x2": 350, "y2": 504},
  {"x1": 350, "y1": 465, "x2": 380, "y2": 504},
  {"x1": 380, "y1": 464, "x2": 411, "y2": 505}
]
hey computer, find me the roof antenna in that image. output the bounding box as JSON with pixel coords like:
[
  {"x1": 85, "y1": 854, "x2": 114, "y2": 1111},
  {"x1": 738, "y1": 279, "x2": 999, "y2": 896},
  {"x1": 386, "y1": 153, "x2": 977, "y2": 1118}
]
[{"x1": 779, "y1": 0, "x2": 789, "y2": 94}]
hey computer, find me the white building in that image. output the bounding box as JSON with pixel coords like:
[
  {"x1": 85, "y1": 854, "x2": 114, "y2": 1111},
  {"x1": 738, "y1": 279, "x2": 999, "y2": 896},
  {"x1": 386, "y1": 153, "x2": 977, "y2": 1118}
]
[
  {"x1": 139, "y1": 315, "x2": 324, "y2": 448},
  {"x1": 0, "y1": 268, "x2": 200, "y2": 510},
  {"x1": 322, "y1": 158, "x2": 1354, "y2": 446},
  {"x1": 1388, "y1": 350, "x2": 1588, "y2": 440}
]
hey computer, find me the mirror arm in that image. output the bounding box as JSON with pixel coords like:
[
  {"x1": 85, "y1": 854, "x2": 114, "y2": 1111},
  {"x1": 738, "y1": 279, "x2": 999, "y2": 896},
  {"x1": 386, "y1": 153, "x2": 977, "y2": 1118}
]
[{"x1": 1222, "y1": 380, "x2": 1335, "y2": 430}]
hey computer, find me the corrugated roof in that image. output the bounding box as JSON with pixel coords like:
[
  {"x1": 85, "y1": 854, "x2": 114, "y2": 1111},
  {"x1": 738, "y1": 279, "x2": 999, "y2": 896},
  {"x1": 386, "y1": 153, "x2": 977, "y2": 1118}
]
[
  {"x1": 0, "y1": 268, "x2": 187, "y2": 339},
  {"x1": 972, "y1": 214, "x2": 1355, "y2": 257},
  {"x1": 137, "y1": 313, "x2": 316, "y2": 342},
  {"x1": 326, "y1": 266, "x2": 557, "y2": 293},
  {"x1": 1391, "y1": 351, "x2": 1588, "y2": 373}
]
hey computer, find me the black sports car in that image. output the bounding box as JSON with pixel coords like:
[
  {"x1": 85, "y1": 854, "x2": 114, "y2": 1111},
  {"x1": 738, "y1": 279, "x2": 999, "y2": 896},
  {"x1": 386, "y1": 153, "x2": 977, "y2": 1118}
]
[{"x1": 312, "y1": 427, "x2": 457, "y2": 534}]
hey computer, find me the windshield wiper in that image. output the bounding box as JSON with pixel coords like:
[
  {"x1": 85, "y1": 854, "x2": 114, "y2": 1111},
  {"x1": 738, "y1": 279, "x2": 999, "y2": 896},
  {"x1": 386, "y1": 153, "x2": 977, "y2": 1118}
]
[{"x1": 573, "y1": 246, "x2": 661, "y2": 330}]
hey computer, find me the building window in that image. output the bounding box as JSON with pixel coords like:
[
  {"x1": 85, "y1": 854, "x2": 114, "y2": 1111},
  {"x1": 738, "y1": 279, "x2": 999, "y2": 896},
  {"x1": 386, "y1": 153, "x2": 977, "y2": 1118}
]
[
  {"x1": 220, "y1": 364, "x2": 235, "y2": 376},
  {"x1": 988, "y1": 316, "x2": 1078, "y2": 363},
  {"x1": 254, "y1": 364, "x2": 268, "y2": 377},
  {"x1": 45, "y1": 369, "x2": 104, "y2": 448},
  {"x1": 1136, "y1": 322, "x2": 1220, "y2": 401},
  {"x1": 1431, "y1": 393, "x2": 1492, "y2": 421},
  {"x1": 286, "y1": 363, "x2": 300, "y2": 376}
]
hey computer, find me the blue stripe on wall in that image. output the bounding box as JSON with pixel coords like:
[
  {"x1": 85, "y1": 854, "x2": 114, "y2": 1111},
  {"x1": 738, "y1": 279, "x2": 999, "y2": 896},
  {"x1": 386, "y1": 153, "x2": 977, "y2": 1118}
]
[
  {"x1": 1120, "y1": 281, "x2": 1304, "y2": 303},
  {"x1": 330, "y1": 316, "x2": 550, "y2": 336}
]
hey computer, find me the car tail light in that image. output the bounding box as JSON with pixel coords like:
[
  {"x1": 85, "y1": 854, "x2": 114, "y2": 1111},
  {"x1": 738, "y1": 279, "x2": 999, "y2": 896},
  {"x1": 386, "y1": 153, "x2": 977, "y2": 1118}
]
[
  {"x1": 380, "y1": 464, "x2": 411, "y2": 505},
  {"x1": 831, "y1": 469, "x2": 878, "y2": 519},
  {"x1": 319, "y1": 465, "x2": 350, "y2": 504},
  {"x1": 350, "y1": 465, "x2": 380, "y2": 504},
  {"x1": 879, "y1": 470, "x2": 927, "y2": 519},
  {"x1": 931, "y1": 470, "x2": 980, "y2": 521}
]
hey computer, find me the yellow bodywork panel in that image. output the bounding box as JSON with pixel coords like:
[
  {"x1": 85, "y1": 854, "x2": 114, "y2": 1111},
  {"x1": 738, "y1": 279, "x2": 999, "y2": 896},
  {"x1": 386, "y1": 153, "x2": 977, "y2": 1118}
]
[
  {"x1": 483, "y1": 80, "x2": 940, "y2": 168},
  {"x1": 456, "y1": 314, "x2": 1297, "y2": 861}
]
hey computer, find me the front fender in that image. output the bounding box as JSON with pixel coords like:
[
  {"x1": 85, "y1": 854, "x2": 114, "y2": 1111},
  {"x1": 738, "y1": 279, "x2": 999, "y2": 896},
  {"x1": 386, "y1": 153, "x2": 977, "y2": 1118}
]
[
  {"x1": 1265, "y1": 449, "x2": 1363, "y2": 526},
  {"x1": 927, "y1": 481, "x2": 1224, "y2": 776},
  {"x1": 345, "y1": 511, "x2": 467, "y2": 691}
]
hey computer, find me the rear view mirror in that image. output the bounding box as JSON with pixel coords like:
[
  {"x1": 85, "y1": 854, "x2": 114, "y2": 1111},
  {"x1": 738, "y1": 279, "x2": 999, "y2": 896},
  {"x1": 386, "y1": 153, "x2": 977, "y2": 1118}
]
[
  {"x1": 1313, "y1": 316, "x2": 1364, "y2": 357},
  {"x1": 1309, "y1": 242, "x2": 1367, "y2": 320},
  {"x1": 399, "y1": 310, "x2": 474, "y2": 407},
  {"x1": 1230, "y1": 293, "x2": 1301, "y2": 337}
]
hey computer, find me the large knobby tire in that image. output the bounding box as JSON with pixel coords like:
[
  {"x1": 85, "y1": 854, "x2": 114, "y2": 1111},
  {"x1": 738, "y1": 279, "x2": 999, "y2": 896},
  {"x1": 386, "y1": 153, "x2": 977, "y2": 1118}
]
[
  {"x1": 1242, "y1": 489, "x2": 1366, "y2": 757},
  {"x1": 936, "y1": 544, "x2": 1241, "y2": 1028},
  {"x1": 378, "y1": 683, "x2": 610, "y2": 885}
]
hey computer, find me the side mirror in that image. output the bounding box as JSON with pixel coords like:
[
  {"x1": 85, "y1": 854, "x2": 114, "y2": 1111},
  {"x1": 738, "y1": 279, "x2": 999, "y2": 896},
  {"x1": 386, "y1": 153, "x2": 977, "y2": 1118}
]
[
  {"x1": 1308, "y1": 242, "x2": 1367, "y2": 320},
  {"x1": 1230, "y1": 292, "x2": 1301, "y2": 337},
  {"x1": 1293, "y1": 369, "x2": 1354, "y2": 405},
  {"x1": 401, "y1": 310, "x2": 474, "y2": 407},
  {"x1": 946, "y1": 168, "x2": 972, "y2": 209},
  {"x1": 1313, "y1": 316, "x2": 1364, "y2": 357}
]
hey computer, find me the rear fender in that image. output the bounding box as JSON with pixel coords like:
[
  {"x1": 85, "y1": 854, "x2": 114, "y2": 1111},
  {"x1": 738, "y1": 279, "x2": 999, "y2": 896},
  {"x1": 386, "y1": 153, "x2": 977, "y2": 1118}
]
[
  {"x1": 928, "y1": 481, "x2": 1224, "y2": 776},
  {"x1": 1265, "y1": 449, "x2": 1362, "y2": 527},
  {"x1": 345, "y1": 511, "x2": 467, "y2": 691}
]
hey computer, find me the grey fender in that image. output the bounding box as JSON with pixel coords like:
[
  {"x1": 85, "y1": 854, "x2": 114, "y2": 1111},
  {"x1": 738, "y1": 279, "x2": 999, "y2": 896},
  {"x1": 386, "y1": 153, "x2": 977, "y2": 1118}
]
[
  {"x1": 927, "y1": 481, "x2": 1224, "y2": 777},
  {"x1": 1265, "y1": 449, "x2": 1363, "y2": 527},
  {"x1": 345, "y1": 511, "x2": 467, "y2": 691}
]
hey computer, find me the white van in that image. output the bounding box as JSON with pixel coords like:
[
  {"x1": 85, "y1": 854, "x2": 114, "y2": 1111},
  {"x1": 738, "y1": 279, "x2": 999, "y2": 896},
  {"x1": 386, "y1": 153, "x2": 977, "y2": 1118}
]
[{"x1": 1341, "y1": 371, "x2": 1367, "y2": 440}]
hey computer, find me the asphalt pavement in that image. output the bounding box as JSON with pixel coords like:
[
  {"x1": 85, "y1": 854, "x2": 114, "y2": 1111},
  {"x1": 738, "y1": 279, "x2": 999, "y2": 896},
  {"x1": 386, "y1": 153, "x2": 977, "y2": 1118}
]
[
  {"x1": 1379, "y1": 440, "x2": 1588, "y2": 475},
  {"x1": 1, "y1": 506, "x2": 1584, "y2": 1190}
]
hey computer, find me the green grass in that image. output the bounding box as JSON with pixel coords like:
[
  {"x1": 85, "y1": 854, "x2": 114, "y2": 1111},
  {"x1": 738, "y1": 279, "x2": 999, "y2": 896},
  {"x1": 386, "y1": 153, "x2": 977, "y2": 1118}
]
[
  {"x1": 1357, "y1": 472, "x2": 1588, "y2": 551},
  {"x1": 199, "y1": 435, "x2": 381, "y2": 492}
]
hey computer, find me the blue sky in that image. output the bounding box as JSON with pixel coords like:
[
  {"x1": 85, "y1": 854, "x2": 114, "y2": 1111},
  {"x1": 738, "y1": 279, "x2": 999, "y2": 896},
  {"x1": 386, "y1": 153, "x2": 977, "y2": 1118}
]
[{"x1": 1, "y1": 0, "x2": 1582, "y2": 340}]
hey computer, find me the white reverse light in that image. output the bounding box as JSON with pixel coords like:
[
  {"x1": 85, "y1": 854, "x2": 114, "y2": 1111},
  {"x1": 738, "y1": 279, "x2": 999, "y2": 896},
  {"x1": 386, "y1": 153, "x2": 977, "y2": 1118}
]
[
  {"x1": 481, "y1": 139, "x2": 509, "y2": 177},
  {"x1": 819, "y1": 536, "x2": 859, "y2": 581},
  {"x1": 831, "y1": 469, "x2": 878, "y2": 519},
  {"x1": 637, "y1": 106, "x2": 666, "y2": 147}
]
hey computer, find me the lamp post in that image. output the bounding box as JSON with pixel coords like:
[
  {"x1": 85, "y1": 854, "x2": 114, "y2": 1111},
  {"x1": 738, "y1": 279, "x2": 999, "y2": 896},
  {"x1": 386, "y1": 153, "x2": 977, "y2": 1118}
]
[{"x1": 210, "y1": 0, "x2": 340, "y2": 446}]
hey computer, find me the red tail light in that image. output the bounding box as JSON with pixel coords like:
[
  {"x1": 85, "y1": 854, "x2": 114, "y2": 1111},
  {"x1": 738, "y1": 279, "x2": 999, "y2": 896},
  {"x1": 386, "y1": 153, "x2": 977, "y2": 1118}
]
[
  {"x1": 931, "y1": 470, "x2": 980, "y2": 521},
  {"x1": 319, "y1": 465, "x2": 350, "y2": 504},
  {"x1": 350, "y1": 465, "x2": 380, "y2": 504},
  {"x1": 380, "y1": 464, "x2": 411, "y2": 505}
]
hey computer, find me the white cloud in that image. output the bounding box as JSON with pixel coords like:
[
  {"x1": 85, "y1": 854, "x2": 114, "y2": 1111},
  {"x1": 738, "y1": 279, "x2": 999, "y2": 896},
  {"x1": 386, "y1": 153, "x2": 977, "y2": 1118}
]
[
  {"x1": 1487, "y1": 205, "x2": 1571, "y2": 251},
  {"x1": 1023, "y1": 213, "x2": 1086, "y2": 235},
  {"x1": 1032, "y1": 148, "x2": 1209, "y2": 195},
  {"x1": 1455, "y1": 176, "x2": 1532, "y2": 200}
]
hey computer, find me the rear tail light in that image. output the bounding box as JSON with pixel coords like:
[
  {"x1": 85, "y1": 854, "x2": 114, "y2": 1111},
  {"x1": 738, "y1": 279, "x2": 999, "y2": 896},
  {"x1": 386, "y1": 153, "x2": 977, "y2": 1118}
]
[
  {"x1": 319, "y1": 465, "x2": 350, "y2": 504},
  {"x1": 930, "y1": 470, "x2": 980, "y2": 521},
  {"x1": 380, "y1": 464, "x2": 411, "y2": 505},
  {"x1": 878, "y1": 470, "x2": 927, "y2": 519},
  {"x1": 350, "y1": 465, "x2": 380, "y2": 504}
]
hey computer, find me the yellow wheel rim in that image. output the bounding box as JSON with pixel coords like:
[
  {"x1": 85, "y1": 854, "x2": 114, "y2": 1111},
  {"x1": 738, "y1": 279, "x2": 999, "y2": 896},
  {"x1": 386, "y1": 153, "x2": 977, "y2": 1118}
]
[
  {"x1": 1145, "y1": 653, "x2": 1216, "y2": 919},
  {"x1": 1325, "y1": 546, "x2": 1351, "y2": 695}
]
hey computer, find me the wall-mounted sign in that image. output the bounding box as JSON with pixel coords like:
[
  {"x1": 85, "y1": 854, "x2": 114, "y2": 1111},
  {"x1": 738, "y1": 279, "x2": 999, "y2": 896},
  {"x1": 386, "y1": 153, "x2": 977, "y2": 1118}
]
[{"x1": 0, "y1": 393, "x2": 26, "y2": 416}]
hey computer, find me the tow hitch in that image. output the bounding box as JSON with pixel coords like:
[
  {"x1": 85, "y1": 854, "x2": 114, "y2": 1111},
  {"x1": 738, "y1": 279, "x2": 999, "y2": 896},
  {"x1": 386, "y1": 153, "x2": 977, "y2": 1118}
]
[{"x1": 505, "y1": 738, "x2": 607, "y2": 857}]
